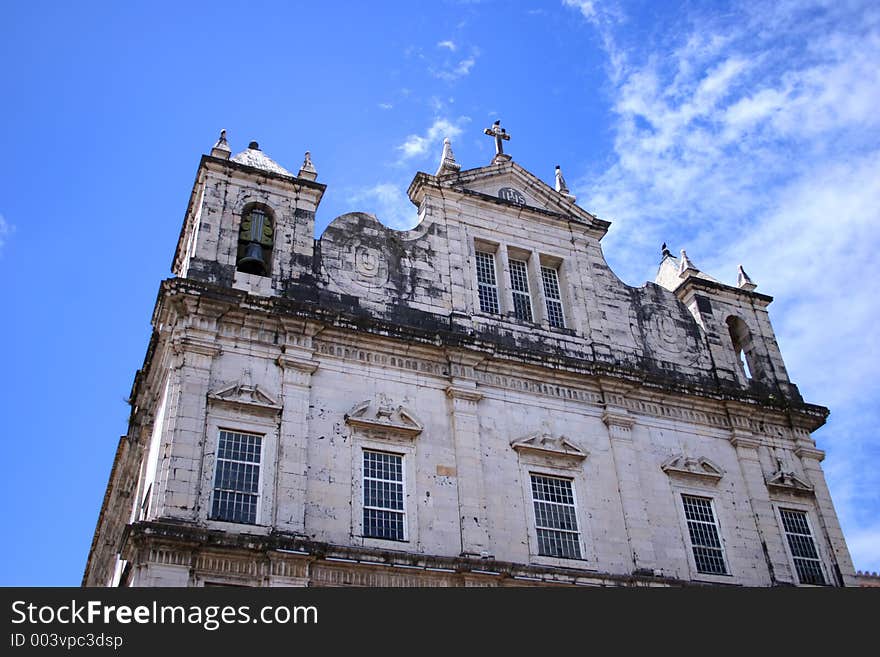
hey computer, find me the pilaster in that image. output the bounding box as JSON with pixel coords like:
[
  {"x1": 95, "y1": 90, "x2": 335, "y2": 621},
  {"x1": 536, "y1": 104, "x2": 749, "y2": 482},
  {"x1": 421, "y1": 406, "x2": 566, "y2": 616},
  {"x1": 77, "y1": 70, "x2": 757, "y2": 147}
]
[
  {"x1": 275, "y1": 322, "x2": 320, "y2": 534},
  {"x1": 728, "y1": 427, "x2": 791, "y2": 584},
  {"x1": 445, "y1": 350, "x2": 490, "y2": 556},
  {"x1": 602, "y1": 401, "x2": 656, "y2": 572},
  {"x1": 793, "y1": 429, "x2": 857, "y2": 586}
]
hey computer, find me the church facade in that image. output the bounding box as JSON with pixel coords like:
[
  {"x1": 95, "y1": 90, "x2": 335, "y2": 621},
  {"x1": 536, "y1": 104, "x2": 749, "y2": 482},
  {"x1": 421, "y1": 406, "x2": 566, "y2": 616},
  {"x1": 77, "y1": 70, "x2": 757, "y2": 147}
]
[{"x1": 84, "y1": 126, "x2": 856, "y2": 587}]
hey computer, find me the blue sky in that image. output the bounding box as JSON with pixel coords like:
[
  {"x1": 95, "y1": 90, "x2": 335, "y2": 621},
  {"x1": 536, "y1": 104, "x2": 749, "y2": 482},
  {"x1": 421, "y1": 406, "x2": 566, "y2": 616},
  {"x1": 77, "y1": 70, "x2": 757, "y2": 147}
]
[{"x1": 0, "y1": 0, "x2": 877, "y2": 585}]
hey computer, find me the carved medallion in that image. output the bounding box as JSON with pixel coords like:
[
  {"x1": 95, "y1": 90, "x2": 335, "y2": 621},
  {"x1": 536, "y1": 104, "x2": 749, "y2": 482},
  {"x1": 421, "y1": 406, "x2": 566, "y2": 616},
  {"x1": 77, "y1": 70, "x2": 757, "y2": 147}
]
[{"x1": 498, "y1": 187, "x2": 526, "y2": 205}]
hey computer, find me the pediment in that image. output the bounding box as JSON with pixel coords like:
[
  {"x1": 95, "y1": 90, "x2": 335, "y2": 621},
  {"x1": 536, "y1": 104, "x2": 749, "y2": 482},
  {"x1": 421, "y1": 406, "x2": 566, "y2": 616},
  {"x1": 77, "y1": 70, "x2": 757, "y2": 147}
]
[
  {"x1": 418, "y1": 161, "x2": 608, "y2": 235},
  {"x1": 766, "y1": 469, "x2": 814, "y2": 496},
  {"x1": 661, "y1": 455, "x2": 724, "y2": 483},
  {"x1": 208, "y1": 383, "x2": 282, "y2": 413},
  {"x1": 344, "y1": 395, "x2": 423, "y2": 438},
  {"x1": 511, "y1": 433, "x2": 588, "y2": 463}
]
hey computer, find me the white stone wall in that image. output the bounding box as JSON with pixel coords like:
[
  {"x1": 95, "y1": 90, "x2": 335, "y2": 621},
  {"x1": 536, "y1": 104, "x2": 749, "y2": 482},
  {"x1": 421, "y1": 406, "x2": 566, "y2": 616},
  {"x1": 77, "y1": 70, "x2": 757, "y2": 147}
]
[{"x1": 87, "y1": 153, "x2": 856, "y2": 587}]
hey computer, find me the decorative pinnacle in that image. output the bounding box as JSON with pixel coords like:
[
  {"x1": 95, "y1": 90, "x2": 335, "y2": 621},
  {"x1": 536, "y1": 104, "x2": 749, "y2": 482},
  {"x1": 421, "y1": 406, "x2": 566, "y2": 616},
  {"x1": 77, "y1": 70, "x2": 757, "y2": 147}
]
[
  {"x1": 210, "y1": 128, "x2": 231, "y2": 159},
  {"x1": 298, "y1": 150, "x2": 318, "y2": 181},
  {"x1": 737, "y1": 264, "x2": 757, "y2": 291},
  {"x1": 436, "y1": 137, "x2": 461, "y2": 176},
  {"x1": 679, "y1": 249, "x2": 698, "y2": 276},
  {"x1": 554, "y1": 164, "x2": 576, "y2": 202}
]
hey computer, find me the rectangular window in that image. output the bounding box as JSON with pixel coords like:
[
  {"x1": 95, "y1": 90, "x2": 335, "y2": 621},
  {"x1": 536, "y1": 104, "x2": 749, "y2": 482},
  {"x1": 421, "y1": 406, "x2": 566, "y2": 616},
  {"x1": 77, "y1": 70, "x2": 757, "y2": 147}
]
[
  {"x1": 475, "y1": 250, "x2": 500, "y2": 314},
  {"x1": 541, "y1": 266, "x2": 565, "y2": 328},
  {"x1": 779, "y1": 508, "x2": 826, "y2": 585},
  {"x1": 363, "y1": 450, "x2": 405, "y2": 541},
  {"x1": 211, "y1": 430, "x2": 262, "y2": 524},
  {"x1": 531, "y1": 474, "x2": 581, "y2": 559},
  {"x1": 682, "y1": 494, "x2": 727, "y2": 575},
  {"x1": 508, "y1": 259, "x2": 534, "y2": 322}
]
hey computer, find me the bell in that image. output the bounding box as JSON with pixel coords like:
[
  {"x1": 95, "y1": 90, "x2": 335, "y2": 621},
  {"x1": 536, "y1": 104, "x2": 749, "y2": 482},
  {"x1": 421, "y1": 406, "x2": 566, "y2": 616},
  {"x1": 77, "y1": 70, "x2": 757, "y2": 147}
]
[{"x1": 237, "y1": 242, "x2": 267, "y2": 276}]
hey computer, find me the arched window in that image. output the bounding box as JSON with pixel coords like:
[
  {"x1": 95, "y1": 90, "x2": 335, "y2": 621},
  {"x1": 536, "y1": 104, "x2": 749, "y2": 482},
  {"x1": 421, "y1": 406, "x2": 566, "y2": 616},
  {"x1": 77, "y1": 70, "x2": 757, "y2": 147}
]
[
  {"x1": 236, "y1": 206, "x2": 274, "y2": 276},
  {"x1": 726, "y1": 316, "x2": 761, "y2": 382}
]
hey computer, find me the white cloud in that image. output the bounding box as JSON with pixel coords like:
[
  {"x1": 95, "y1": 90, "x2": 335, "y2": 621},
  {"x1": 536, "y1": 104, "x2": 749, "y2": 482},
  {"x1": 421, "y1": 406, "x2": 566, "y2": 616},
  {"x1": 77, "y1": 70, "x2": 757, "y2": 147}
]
[
  {"x1": 0, "y1": 214, "x2": 11, "y2": 255},
  {"x1": 349, "y1": 183, "x2": 420, "y2": 231},
  {"x1": 437, "y1": 40, "x2": 457, "y2": 51},
  {"x1": 566, "y1": 0, "x2": 880, "y2": 573},
  {"x1": 433, "y1": 56, "x2": 477, "y2": 82},
  {"x1": 562, "y1": 0, "x2": 598, "y2": 23},
  {"x1": 396, "y1": 117, "x2": 467, "y2": 161},
  {"x1": 378, "y1": 103, "x2": 393, "y2": 110}
]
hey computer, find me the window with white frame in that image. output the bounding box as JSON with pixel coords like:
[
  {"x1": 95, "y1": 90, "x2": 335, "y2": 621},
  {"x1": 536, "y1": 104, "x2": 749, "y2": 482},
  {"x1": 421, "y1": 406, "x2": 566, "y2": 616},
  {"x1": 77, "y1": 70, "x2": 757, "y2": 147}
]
[
  {"x1": 363, "y1": 450, "x2": 406, "y2": 541},
  {"x1": 475, "y1": 250, "x2": 500, "y2": 314},
  {"x1": 779, "y1": 508, "x2": 826, "y2": 585},
  {"x1": 530, "y1": 474, "x2": 581, "y2": 559},
  {"x1": 540, "y1": 265, "x2": 565, "y2": 328},
  {"x1": 210, "y1": 430, "x2": 262, "y2": 524},
  {"x1": 508, "y1": 259, "x2": 534, "y2": 322},
  {"x1": 681, "y1": 494, "x2": 728, "y2": 575}
]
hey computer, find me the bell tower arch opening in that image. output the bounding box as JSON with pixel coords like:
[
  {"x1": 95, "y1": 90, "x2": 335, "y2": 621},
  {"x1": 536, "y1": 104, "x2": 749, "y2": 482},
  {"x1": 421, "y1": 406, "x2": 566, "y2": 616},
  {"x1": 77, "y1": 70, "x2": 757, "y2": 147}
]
[{"x1": 236, "y1": 204, "x2": 274, "y2": 277}]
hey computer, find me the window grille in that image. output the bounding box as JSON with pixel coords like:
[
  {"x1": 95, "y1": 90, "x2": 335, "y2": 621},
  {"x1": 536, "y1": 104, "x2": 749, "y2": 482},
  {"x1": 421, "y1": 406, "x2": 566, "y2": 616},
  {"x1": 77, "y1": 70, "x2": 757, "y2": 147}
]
[
  {"x1": 530, "y1": 474, "x2": 581, "y2": 559},
  {"x1": 475, "y1": 251, "x2": 500, "y2": 314},
  {"x1": 541, "y1": 266, "x2": 565, "y2": 328},
  {"x1": 211, "y1": 430, "x2": 262, "y2": 524},
  {"x1": 363, "y1": 450, "x2": 405, "y2": 541},
  {"x1": 780, "y1": 508, "x2": 826, "y2": 585},
  {"x1": 509, "y1": 259, "x2": 534, "y2": 322},
  {"x1": 681, "y1": 495, "x2": 728, "y2": 575}
]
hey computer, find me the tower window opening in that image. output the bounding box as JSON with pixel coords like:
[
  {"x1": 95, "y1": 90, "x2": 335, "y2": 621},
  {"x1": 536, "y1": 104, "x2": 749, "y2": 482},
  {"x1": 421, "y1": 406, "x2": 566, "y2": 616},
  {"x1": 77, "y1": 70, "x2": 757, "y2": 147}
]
[
  {"x1": 237, "y1": 207, "x2": 274, "y2": 276},
  {"x1": 726, "y1": 315, "x2": 760, "y2": 382}
]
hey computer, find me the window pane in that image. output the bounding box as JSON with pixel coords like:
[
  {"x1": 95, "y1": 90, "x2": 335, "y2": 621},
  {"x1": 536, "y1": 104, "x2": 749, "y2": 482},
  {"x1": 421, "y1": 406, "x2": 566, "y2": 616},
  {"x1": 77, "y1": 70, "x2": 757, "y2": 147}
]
[
  {"x1": 682, "y1": 495, "x2": 727, "y2": 575},
  {"x1": 509, "y1": 259, "x2": 533, "y2": 322},
  {"x1": 541, "y1": 266, "x2": 565, "y2": 328},
  {"x1": 531, "y1": 474, "x2": 581, "y2": 559},
  {"x1": 780, "y1": 509, "x2": 825, "y2": 585},
  {"x1": 363, "y1": 450, "x2": 406, "y2": 541},
  {"x1": 475, "y1": 251, "x2": 500, "y2": 314},
  {"x1": 211, "y1": 431, "x2": 262, "y2": 524}
]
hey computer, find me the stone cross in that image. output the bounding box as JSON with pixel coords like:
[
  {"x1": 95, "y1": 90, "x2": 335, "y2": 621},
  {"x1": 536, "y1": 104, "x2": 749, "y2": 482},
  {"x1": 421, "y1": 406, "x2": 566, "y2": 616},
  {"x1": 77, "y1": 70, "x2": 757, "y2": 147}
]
[{"x1": 483, "y1": 120, "x2": 511, "y2": 155}]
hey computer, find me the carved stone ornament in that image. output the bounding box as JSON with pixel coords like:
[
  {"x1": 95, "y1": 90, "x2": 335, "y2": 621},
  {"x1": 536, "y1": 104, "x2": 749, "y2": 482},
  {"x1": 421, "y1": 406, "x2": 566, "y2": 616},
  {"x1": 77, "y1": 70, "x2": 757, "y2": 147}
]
[
  {"x1": 661, "y1": 455, "x2": 724, "y2": 483},
  {"x1": 208, "y1": 383, "x2": 282, "y2": 413},
  {"x1": 766, "y1": 468, "x2": 814, "y2": 496},
  {"x1": 344, "y1": 395, "x2": 423, "y2": 439},
  {"x1": 510, "y1": 433, "x2": 588, "y2": 464}
]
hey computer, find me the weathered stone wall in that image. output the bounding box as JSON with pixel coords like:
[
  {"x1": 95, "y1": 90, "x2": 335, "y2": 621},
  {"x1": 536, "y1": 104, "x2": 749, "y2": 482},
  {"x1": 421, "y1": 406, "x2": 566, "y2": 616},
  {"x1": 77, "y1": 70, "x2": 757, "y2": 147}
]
[{"x1": 84, "y1": 151, "x2": 856, "y2": 587}]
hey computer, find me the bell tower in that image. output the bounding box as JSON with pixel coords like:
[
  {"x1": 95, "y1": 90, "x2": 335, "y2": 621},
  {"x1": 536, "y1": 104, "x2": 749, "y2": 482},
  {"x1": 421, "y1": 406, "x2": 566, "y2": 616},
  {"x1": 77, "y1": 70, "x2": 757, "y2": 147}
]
[
  {"x1": 655, "y1": 246, "x2": 798, "y2": 400},
  {"x1": 172, "y1": 130, "x2": 325, "y2": 297}
]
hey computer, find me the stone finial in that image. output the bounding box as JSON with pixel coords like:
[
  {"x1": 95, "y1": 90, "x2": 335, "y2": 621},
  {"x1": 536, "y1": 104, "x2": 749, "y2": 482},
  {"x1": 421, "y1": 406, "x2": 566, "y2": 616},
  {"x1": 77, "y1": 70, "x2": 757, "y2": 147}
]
[
  {"x1": 661, "y1": 242, "x2": 672, "y2": 259},
  {"x1": 211, "y1": 129, "x2": 231, "y2": 159},
  {"x1": 555, "y1": 165, "x2": 576, "y2": 202},
  {"x1": 737, "y1": 264, "x2": 757, "y2": 291},
  {"x1": 298, "y1": 150, "x2": 318, "y2": 181},
  {"x1": 435, "y1": 137, "x2": 461, "y2": 176},
  {"x1": 679, "y1": 249, "x2": 698, "y2": 277}
]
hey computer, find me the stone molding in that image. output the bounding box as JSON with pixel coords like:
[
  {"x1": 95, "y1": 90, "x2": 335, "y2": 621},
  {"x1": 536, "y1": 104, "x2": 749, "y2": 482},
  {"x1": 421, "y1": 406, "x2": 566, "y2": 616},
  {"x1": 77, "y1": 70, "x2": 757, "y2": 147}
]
[
  {"x1": 208, "y1": 383, "x2": 282, "y2": 414},
  {"x1": 344, "y1": 396, "x2": 423, "y2": 439},
  {"x1": 510, "y1": 433, "x2": 588, "y2": 465},
  {"x1": 661, "y1": 455, "x2": 725, "y2": 484}
]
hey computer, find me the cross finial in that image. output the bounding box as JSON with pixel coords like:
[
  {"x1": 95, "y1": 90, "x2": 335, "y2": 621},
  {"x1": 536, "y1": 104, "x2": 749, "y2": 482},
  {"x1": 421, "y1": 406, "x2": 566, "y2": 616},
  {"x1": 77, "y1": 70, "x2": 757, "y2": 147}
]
[{"x1": 483, "y1": 119, "x2": 511, "y2": 162}]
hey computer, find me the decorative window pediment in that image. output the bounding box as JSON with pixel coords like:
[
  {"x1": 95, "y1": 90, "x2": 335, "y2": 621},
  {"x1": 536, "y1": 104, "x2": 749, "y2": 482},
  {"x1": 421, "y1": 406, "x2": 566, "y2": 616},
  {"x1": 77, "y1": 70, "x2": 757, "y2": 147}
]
[
  {"x1": 345, "y1": 396, "x2": 423, "y2": 439},
  {"x1": 208, "y1": 383, "x2": 282, "y2": 413},
  {"x1": 766, "y1": 469, "x2": 814, "y2": 496},
  {"x1": 661, "y1": 455, "x2": 724, "y2": 484},
  {"x1": 511, "y1": 433, "x2": 588, "y2": 465}
]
